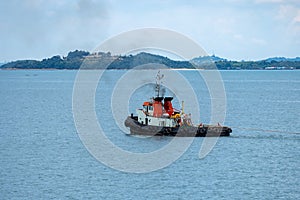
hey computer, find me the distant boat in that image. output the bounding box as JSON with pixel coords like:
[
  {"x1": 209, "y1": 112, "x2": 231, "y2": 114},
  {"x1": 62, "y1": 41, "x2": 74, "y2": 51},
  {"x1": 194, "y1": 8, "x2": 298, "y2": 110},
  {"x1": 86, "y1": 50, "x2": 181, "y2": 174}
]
[{"x1": 125, "y1": 71, "x2": 232, "y2": 137}]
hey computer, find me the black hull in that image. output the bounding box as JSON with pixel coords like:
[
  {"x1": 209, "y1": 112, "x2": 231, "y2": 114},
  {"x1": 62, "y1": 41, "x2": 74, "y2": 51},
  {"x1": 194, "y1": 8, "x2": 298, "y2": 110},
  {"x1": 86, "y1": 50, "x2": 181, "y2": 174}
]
[{"x1": 124, "y1": 116, "x2": 231, "y2": 137}]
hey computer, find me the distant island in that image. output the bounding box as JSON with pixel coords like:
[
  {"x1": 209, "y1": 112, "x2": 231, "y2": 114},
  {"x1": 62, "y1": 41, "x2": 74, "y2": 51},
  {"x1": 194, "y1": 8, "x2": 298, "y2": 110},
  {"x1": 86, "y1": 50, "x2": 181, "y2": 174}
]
[{"x1": 1, "y1": 50, "x2": 299, "y2": 70}]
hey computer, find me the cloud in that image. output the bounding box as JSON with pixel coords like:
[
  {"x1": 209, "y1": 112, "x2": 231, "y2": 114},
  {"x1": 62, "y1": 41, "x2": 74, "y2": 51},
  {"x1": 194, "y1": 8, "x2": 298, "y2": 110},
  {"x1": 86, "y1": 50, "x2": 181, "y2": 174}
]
[
  {"x1": 255, "y1": 0, "x2": 284, "y2": 3},
  {"x1": 255, "y1": 0, "x2": 300, "y2": 4},
  {"x1": 251, "y1": 38, "x2": 267, "y2": 45},
  {"x1": 0, "y1": 0, "x2": 110, "y2": 61},
  {"x1": 293, "y1": 10, "x2": 300, "y2": 23},
  {"x1": 275, "y1": 4, "x2": 300, "y2": 42},
  {"x1": 76, "y1": 0, "x2": 108, "y2": 18},
  {"x1": 0, "y1": 0, "x2": 299, "y2": 61}
]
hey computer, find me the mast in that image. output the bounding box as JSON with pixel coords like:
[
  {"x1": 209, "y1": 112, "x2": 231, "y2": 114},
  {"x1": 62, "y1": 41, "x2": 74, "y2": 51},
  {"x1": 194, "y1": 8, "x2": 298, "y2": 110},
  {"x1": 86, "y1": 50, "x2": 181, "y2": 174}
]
[{"x1": 155, "y1": 71, "x2": 164, "y2": 97}]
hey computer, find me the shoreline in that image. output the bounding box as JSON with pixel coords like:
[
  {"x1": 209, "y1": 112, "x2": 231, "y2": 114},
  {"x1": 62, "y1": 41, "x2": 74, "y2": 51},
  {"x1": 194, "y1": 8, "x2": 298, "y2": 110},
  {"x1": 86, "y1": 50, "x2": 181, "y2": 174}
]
[{"x1": 1, "y1": 68, "x2": 299, "y2": 71}]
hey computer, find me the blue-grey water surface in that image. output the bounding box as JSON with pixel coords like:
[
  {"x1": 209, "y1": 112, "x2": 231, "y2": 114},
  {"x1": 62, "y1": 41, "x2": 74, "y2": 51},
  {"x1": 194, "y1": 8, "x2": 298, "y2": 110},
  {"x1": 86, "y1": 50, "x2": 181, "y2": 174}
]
[{"x1": 0, "y1": 70, "x2": 299, "y2": 199}]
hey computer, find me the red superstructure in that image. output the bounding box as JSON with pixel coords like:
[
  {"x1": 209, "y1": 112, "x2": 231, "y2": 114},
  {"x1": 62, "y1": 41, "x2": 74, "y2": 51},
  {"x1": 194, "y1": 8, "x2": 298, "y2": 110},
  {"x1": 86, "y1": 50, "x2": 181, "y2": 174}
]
[{"x1": 163, "y1": 97, "x2": 174, "y2": 117}]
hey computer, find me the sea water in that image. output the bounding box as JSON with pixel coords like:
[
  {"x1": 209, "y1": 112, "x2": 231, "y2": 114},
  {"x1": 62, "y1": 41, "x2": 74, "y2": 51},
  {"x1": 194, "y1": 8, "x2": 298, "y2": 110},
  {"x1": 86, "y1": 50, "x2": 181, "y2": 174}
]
[{"x1": 0, "y1": 70, "x2": 299, "y2": 199}]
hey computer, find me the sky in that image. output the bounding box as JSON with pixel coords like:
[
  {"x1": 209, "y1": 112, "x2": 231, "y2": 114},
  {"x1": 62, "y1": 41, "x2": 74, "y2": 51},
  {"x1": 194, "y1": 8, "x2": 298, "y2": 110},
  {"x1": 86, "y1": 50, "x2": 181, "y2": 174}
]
[{"x1": 0, "y1": 0, "x2": 300, "y2": 61}]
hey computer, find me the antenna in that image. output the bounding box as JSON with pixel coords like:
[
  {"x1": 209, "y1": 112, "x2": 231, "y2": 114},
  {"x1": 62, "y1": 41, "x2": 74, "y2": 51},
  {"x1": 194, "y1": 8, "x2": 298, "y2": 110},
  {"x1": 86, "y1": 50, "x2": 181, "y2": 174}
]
[{"x1": 155, "y1": 71, "x2": 164, "y2": 97}]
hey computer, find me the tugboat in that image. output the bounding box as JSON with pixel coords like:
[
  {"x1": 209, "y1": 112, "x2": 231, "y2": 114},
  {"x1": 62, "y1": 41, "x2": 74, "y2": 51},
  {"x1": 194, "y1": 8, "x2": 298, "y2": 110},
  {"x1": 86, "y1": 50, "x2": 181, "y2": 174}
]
[{"x1": 124, "y1": 71, "x2": 232, "y2": 137}]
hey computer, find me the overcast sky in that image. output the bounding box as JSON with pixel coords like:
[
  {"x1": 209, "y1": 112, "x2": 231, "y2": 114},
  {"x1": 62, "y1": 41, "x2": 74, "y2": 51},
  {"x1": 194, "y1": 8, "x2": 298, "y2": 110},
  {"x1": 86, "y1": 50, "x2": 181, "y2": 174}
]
[{"x1": 1, "y1": 0, "x2": 299, "y2": 61}]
